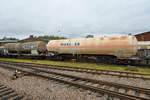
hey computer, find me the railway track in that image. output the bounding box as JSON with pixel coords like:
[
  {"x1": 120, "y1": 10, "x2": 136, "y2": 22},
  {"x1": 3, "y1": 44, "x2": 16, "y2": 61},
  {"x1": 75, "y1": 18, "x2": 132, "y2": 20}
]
[
  {"x1": 0, "y1": 83, "x2": 26, "y2": 100},
  {"x1": 0, "y1": 61, "x2": 150, "y2": 80},
  {"x1": 0, "y1": 61, "x2": 150, "y2": 100}
]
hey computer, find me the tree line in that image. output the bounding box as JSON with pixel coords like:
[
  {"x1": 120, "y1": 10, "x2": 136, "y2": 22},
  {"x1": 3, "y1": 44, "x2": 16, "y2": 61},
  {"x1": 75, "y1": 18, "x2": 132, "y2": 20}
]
[
  {"x1": 37, "y1": 35, "x2": 67, "y2": 40},
  {"x1": 0, "y1": 35, "x2": 94, "y2": 41},
  {"x1": 0, "y1": 35, "x2": 67, "y2": 41},
  {"x1": 0, "y1": 37, "x2": 19, "y2": 41}
]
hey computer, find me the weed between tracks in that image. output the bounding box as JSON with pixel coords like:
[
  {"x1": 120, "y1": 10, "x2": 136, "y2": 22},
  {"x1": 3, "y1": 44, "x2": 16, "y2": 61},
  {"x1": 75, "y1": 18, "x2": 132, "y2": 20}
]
[{"x1": 0, "y1": 58, "x2": 150, "y2": 74}]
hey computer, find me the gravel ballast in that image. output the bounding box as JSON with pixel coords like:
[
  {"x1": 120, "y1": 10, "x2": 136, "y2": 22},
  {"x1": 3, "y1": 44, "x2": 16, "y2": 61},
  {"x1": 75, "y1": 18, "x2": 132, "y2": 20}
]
[
  {"x1": 0, "y1": 66, "x2": 105, "y2": 100},
  {"x1": 39, "y1": 67, "x2": 150, "y2": 89},
  {"x1": 0, "y1": 64, "x2": 150, "y2": 100}
]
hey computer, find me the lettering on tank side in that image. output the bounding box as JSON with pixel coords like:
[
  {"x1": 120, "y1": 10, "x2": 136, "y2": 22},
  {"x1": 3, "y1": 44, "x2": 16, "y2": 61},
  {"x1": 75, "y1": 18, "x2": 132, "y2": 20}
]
[{"x1": 23, "y1": 45, "x2": 38, "y2": 50}]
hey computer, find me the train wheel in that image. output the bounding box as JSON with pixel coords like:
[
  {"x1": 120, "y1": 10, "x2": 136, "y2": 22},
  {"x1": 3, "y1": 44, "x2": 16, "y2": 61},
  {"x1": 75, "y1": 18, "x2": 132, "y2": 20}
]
[
  {"x1": 96, "y1": 56, "x2": 117, "y2": 64},
  {"x1": 57, "y1": 56, "x2": 64, "y2": 61}
]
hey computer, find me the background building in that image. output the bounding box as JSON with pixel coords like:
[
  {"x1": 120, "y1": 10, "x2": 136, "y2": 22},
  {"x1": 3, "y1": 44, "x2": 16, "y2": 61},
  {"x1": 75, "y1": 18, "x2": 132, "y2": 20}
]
[
  {"x1": 19, "y1": 35, "x2": 47, "y2": 43},
  {"x1": 135, "y1": 31, "x2": 150, "y2": 41}
]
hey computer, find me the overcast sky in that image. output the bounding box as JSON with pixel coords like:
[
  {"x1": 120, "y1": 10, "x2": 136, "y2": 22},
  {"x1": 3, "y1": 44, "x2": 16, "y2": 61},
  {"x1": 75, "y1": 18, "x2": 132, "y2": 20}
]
[{"x1": 0, "y1": 0, "x2": 150, "y2": 39}]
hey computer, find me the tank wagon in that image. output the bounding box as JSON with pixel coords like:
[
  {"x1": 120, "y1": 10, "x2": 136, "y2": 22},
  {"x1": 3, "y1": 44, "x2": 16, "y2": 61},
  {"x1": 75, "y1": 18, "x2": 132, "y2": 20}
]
[
  {"x1": 47, "y1": 36, "x2": 138, "y2": 63},
  {"x1": 132, "y1": 41, "x2": 150, "y2": 65},
  {"x1": 0, "y1": 46, "x2": 6, "y2": 56},
  {"x1": 17, "y1": 41, "x2": 47, "y2": 54},
  {"x1": 137, "y1": 41, "x2": 150, "y2": 58},
  {"x1": 4, "y1": 41, "x2": 47, "y2": 56},
  {"x1": 4, "y1": 43, "x2": 19, "y2": 53}
]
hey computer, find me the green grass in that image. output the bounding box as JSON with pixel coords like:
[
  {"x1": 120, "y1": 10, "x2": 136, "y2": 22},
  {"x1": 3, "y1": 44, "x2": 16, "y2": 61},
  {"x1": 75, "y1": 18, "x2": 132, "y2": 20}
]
[{"x1": 0, "y1": 58, "x2": 150, "y2": 74}]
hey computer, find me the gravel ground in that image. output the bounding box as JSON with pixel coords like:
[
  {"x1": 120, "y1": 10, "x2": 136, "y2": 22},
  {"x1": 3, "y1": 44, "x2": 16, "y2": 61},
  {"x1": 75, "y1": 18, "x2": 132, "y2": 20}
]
[
  {"x1": 6, "y1": 63, "x2": 150, "y2": 89},
  {"x1": 0, "y1": 66, "x2": 106, "y2": 100},
  {"x1": 40, "y1": 67, "x2": 150, "y2": 89},
  {"x1": 0, "y1": 64, "x2": 150, "y2": 100}
]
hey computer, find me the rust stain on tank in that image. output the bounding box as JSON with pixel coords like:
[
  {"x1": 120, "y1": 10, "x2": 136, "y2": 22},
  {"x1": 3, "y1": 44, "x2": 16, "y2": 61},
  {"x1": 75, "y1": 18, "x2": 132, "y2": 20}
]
[
  {"x1": 100, "y1": 37, "x2": 104, "y2": 40},
  {"x1": 120, "y1": 36, "x2": 127, "y2": 39},
  {"x1": 109, "y1": 37, "x2": 118, "y2": 40}
]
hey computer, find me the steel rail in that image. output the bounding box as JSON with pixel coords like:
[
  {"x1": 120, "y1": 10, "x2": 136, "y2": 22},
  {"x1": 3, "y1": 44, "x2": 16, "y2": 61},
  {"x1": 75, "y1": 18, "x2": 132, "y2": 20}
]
[
  {"x1": 1, "y1": 61, "x2": 150, "y2": 80},
  {"x1": 1, "y1": 60, "x2": 150, "y2": 76},
  {"x1": 13, "y1": 63, "x2": 150, "y2": 94}
]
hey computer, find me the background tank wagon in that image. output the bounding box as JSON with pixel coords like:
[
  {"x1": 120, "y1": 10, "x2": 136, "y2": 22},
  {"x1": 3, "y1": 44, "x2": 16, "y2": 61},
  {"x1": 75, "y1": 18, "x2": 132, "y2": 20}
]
[{"x1": 4, "y1": 41, "x2": 47, "y2": 55}]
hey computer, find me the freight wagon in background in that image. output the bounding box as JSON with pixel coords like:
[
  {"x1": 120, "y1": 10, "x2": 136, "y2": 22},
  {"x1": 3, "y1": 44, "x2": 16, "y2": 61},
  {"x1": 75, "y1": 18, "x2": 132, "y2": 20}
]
[
  {"x1": 134, "y1": 31, "x2": 150, "y2": 65},
  {"x1": 0, "y1": 46, "x2": 5, "y2": 56},
  {"x1": 1, "y1": 35, "x2": 48, "y2": 57},
  {"x1": 17, "y1": 41, "x2": 47, "y2": 55},
  {"x1": 4, "y1": 41, "x2": 47, "y2": 56},
  {"x1": 4, "y1": 43, "x2": 19, "y2": 54}
]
